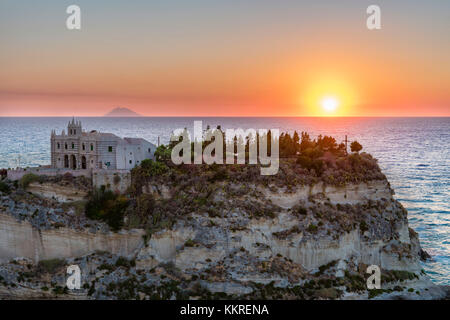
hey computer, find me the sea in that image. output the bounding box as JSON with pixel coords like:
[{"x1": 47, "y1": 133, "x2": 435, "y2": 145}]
[{"x1": 0, "y1": 116, "x2": 448, "y2": 285}]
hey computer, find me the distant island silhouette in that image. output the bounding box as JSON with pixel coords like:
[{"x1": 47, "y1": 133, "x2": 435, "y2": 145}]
[{"x1": 104, "y1": 107, "x2": 141, "y2": 117}]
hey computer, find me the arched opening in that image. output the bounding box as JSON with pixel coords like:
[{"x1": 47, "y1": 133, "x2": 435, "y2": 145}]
[
  {"x1": 71, "y1": 155, "x2": 77, "y2": 170},
  {"x1": 81, "y1": 156, "x2": 87, "y2": 169},
  {"x1": 64, "y1": 155, "x2": 69, "y2": 168}
]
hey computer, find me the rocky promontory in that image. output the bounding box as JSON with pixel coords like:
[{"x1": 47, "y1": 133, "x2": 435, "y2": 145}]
[{"x1": 0, "y1": 134, "x2": 448, "y2": 300}]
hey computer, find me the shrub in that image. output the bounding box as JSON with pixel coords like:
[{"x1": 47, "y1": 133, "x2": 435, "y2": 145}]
[
  {"x1": 209, "y1": 167, "x2": 228, "y2": 182},
  {"x1": 0, "y1": 181, "x2": 10, "y2": 194},
  {"x1": 38, "y1": 258, "x2": 65, "y2": 274},
  {"x1": 130, "y1": 159, "x2": 169, "y2": 196},
  {"x1": 184, "y1": 239, "x2": 196, "y2": 247},
  {"x1": 113, "y1": 175, "x2": 121, "y2": 185},
  {"x1": 85, "y1": 187, "x2": 129, "y2": 231},
  {"x1": 350, "y1": 141, "x2": 363, "y2": 153},
  {"x1": 115, "y1": 257, "x2": 136, "y2": 269},
  {"x1": 61, "y1": 201, "x2": 86, "y2": 216},
  {"x1": 296, "y1": 156, "x2": 324, "y2": 176},
  {"x1": 19, "y1": 173, "x2": 40, "y2": 189},
  {"x1": 296, "y1": 156, "x2": 312, "y2": 168},
  {"x1": 136, "y1": 194, "x2": 155, "y2": 219},
  {"x1": 307, "y1": 224, "x2": 318, "y2": 233},
  {"x1": 140, "y1": 159, "x2": 168, "y2": 177},
  {"x1": 360, "y1": 221, "x2": 368, "y2": 233},
  {"x1": 154, "y1": 145, "x2": 172, "y2": 162},
  {"x1": 368, "y1": 289, "x2": 385, "y2": 299}
]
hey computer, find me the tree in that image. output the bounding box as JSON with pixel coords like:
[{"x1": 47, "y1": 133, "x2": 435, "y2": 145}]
[
  {"x1": 300, "y1": 132, "x2": 313, "y2": 152},
  {"x1": 350, "y1": 140, "x2": 363, "y2": 153},
  {"x1": 293, "y1": 131, "x2": 300, "y2": 152}
]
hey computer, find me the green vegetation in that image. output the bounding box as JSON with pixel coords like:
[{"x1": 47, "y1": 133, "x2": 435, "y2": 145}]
[
  {"x1": 85, "y1": 186, "x2": 129, "y2": 231},
  {"x1": 350, "y1": 141, "x2": 363, "y2": 153},
  {"x1": 184, "y1": 239, "x2": 196, "y2": 247},
  {"x1": 73, "y1": 129, "x2": 384, "y2": 239},
  {"x1": 307, "y1": 224, "x2": 318, "y2": 233},
  {"x1": 52, "y1": 286, "x2": 69, "y2": 295},
  {"x1": 154, "y1": 145, "x2": 172, "y2": 162},
  {"x1": 0, "y1": 169, "x2": 7, "y2": 178},
  {"x1": 130, "y1": 159, "x2": 168, "y2": 196},
  {"x1": 359, "y1": 221, "x2": 368, "y2": 233},
  {"x1": 317, "y1": 260, "x2": 338, "y2": 275},
  {"x1": 0, "y1": 181, "x2": 10, "y2": 194},
  {"x1": 19, "y1": 173, "x2": 42, "y2": 189},
  {"x1": 38, "y1": 258, "x2": 65, "y2": 274},
  {"x1": 115, "y1": 257, "x2": 136, "y2": 269},
  {"x1": 61, "y1": 200, "x2": 86, "y2": 216},
  {"x1": 381, "y1": 270, "x2": 419, "y2": 283}
]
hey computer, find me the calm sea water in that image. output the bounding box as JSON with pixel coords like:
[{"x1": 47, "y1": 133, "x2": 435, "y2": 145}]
[{"x1": 0, "y1": 117, "x2": 449, "y2": 285}]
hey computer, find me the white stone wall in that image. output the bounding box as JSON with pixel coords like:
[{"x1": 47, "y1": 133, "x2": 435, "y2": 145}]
[
  {"x1": 7, "y1": 168, "x2": 92, "y2": 181},
  {"x1": 92, "y1": 169, "x2": 131, "y2": 193},
  {"x1": 116, "y1": 140, "x2": 156, "y2": 170}
]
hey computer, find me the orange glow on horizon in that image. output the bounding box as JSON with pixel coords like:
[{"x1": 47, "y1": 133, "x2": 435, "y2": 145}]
[
  {"x1": 299, "y1": 75, "x2": 359, "y2": 117},
  {"x1": 0, "y1": 2, "x2": 449, "y2": 117}
]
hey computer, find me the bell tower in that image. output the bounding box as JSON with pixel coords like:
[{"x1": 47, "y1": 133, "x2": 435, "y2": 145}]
[{"x1": 68, "y1": 117, "x2": 82, "y2": 136}]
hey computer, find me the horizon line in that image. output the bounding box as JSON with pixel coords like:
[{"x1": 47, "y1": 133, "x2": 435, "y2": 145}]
[{"x1": 0, "y1": 115, "x2": 449, "y2": 118}]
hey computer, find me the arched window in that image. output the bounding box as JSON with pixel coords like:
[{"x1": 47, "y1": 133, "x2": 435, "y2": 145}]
[
  {"x1": 57, "y1": 142, "x2": 60, "y2": 149},
  {"x1": 71, "y1": 155, "x2": 77, "y2": 170},
  {"x1": 64, "y1": 155, "x2": 69, "y2": 168},
  {"x1": 82, "y1": 143, "x2": 85, "y2": 151},
  {"x1": 81, "y1": 156, "x2": 87, "y2": 169},
  {"x1": 65, "y1": 143, "x2": 68, "y2": 150}
]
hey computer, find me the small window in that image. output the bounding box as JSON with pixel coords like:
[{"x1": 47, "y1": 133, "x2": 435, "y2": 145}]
[
  {"x1": 129, "y1": 160, "x2": 132, "y2": 164},
  {"x1": 148, "y1": 148, "x2": 151, "y2": 152},
  {"x1": 74, "y1": 129, "x2": 76, "y2": 135},
  {"x1": 72, "y1": 143, "x2": 75, "y2": 149},
  {"x1": 57, "y1": 143, "x2": 60, "y2": 149},
  {"x1": 108, "y1": 146, "x2": 113, "y2": 152},
  {"x1": 65, "y1": 143, "x2": 68, "y2": 150},
  {"x1": 90, "y1": 144, "x2": 94, "y2": 151},
  {"x1": 105, "y1": 162, "x2": 110, "y2": 167},
  {"x1": 82, "y1": 143, "x2": 85, "y2": 151}
]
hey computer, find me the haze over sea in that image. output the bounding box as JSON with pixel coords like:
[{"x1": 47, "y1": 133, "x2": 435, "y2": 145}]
[{"x1": 0, "y1": 117, "x2": 448, "y2": 285}]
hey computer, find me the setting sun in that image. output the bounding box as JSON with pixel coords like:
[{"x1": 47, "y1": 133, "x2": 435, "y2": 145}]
[
  {"x1": 300, "y1": 75, "x2": 359, "y2": 116},
  {"x1": 321, "y1": 96, "x2": 339, "y2": 112}
]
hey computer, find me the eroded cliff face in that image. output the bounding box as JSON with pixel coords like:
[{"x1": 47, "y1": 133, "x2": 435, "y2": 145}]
[
  {"x1": 0, "y1": 178, "x2": 447, "y2": 300},
  {"x1": 0, "y1": 213, "x2": 144, "y2": 264},
  {"x1": 137, "y1": 180, "x2": 420, "y2": 273}
]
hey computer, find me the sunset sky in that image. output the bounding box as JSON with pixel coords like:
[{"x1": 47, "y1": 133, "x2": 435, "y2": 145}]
[{"x1": 0, "y1": 0, "x2": 449, "y2": 117}]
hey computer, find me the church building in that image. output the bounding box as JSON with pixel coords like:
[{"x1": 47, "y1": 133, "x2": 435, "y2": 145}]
[{"x1": 50, "y1": 119, "x2": 156, "y2": 170}]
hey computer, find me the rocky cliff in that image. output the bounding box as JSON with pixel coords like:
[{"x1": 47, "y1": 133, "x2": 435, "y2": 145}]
[{"x1": 0, "y1": 158, "x2": 448, "y2": 300}]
